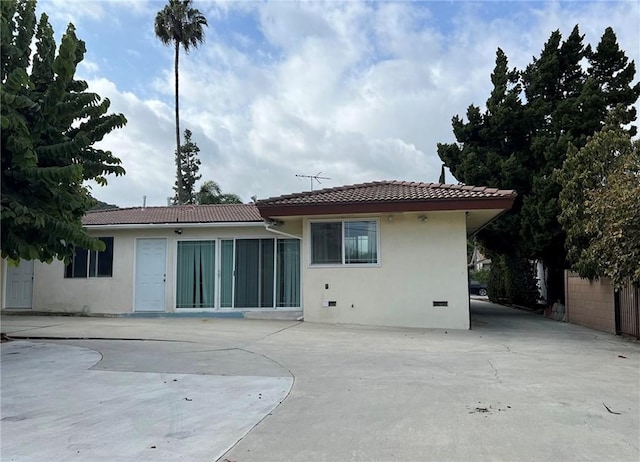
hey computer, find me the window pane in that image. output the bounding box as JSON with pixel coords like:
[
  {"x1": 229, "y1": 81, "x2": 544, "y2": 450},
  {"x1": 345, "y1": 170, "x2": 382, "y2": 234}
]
[
  {"x1": 96, "y1": 237, "x2": 113, "y2": 277},
  {"x1": 260, "y1": 239, "x2": 274, "y2": 307},
  {"x1": 72, "y1": 249, "x2": 88, "y2": 278},
  {"x1": 65, "y1": 237, "x2": 113, "y2": 278},
  {"x1": 65, "y1": 259, "x2": 73, "y2": 278},
  {"x1": 311, "y1": 222, "x2": 342, "y2": 264},
  {"x1": 176, "y1": 241, "x2": 215, "y2": 308},
  {"x1": 220, "y1": 240, "x2": 234, "y2": 308},
  {"x1": 344, "y1": 221, "x2": 377, "y2": 264},
  {"x1": 235, "y1": 239, "x2": 260, "y2": 308},
  {"x1": 277, "y1": 239, "x2": 300, "y2": 307}
]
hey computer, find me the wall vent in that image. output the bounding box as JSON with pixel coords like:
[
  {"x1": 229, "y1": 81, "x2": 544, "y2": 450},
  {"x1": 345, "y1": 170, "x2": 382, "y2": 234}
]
[{"x1": 433, "y1": 301, "x2": 448, "y2": 307}]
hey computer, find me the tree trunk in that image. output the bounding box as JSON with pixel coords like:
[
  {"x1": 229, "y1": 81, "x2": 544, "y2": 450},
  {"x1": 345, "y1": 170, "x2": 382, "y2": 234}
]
[{"x1": 174, "y1": 41, "x2": 183, "y2": 205}]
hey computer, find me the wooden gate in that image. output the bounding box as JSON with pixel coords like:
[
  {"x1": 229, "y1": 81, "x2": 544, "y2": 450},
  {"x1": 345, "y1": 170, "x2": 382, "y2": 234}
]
[{"x1": 615, "y1": 282, "x2": 640, "y2": 339}]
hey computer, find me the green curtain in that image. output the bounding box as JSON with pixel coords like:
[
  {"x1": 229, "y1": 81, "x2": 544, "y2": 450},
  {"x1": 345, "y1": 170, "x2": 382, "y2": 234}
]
[
  {"x1": 224, "y1": 238, "x2": 297, "y2": 309},
  {"x1": 176, "y1": 241, "x2": 215, "y2": 308},
  {"x1": 235, "y1": 239, "x2": 259, "y2": 308},
  {"x1": 261, "y1": 239, "x2": 275, "y2": 307},
  {"x1": 277, "y1": 239, "x2": 300, "y2": 307},
  {"x1": 199, "y1": 242, "x2": 215, "y2": 307},
  {"x1": 176, "y1": 242, "x2": 195, "y2": 308},
  {"x1": 220, "y1": 240, "x2": 234, "y2": 308}
]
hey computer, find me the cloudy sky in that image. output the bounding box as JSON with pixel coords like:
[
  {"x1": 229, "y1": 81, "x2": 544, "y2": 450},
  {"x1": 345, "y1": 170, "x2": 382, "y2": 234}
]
[{"x1": 37, "y1": 0, "x2": 640, "y2": 207}]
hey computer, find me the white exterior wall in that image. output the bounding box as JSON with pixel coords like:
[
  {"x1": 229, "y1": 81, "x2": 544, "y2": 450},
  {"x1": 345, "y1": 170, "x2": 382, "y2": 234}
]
[
  {"x1": 302, "y1": 211, "x2": 470, "y2": 330},
  {"x1": 12, "y1": 212, "x2": 471, "y2": 329},
  {"x1": 31, "y1": 225, "x2": 275, "y2": 314}
]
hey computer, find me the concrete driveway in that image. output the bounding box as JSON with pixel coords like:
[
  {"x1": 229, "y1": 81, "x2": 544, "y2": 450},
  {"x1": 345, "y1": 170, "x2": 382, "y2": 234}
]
[{"x1": 1, "y1": 300, "x2": 639, "y2": 462}]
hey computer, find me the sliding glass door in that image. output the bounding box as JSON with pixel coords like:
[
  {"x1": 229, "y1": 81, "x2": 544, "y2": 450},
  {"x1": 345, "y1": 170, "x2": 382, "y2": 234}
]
[
  {"x1": 176, "y1": 241, "x2": 216, "y2": 308},
  {"x1": 276, "y1": 239, "x2": 300, "y2": 307},
  {"x1": 176, "y1": 237, "x2": 300, "y2": 309},
  {"x1": 234, "y1": 239, "x2": 275, "y2": 308}
]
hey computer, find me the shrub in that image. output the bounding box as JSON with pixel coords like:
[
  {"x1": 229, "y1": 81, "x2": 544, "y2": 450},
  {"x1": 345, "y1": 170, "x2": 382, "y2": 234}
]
[{"x1": 487, "y1": 255, "x2": 539, "y2": 307}]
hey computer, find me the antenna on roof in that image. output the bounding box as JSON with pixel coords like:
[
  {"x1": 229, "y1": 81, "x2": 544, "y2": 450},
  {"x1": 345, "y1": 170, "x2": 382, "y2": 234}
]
[
  {"x1": 142, "y1": 195, "x2": 147, "y2": 208},
  {"x1": 295, "y1": 172, "x2": 330, "y2": 191}
]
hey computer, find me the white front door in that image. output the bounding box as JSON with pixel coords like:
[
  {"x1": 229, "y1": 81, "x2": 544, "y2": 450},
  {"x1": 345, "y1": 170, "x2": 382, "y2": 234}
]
[
  {"x1": 135, "y1": 238, "x2": 167, "y2": 312},
  {"x1": 5, "y1": 260, "x2": 34, "y2": 309}
]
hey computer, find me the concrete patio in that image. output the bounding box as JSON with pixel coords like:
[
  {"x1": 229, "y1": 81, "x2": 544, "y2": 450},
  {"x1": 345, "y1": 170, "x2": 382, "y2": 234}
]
[{"x1": 1, "y1": 300, "x2": 638, "y2": 461}]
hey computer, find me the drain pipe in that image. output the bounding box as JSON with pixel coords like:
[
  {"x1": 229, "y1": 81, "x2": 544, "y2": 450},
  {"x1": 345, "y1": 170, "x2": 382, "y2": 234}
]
[{"x1": 263, "y1": 220, "x2": 302, "y2": 240}]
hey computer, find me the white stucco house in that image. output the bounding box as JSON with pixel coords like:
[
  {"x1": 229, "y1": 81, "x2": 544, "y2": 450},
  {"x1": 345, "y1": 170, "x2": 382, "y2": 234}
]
[{"x1": 1, "y1": 181, "x2": 515, "y2": 330}]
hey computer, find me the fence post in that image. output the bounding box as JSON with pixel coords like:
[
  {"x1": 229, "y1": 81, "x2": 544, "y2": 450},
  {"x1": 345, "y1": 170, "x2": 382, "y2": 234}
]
[
  {"x1": 631, "y1": 284, "x2": 640, "y2": 339},
  {"x1": 614, "y1": 289, "x2": 621, "y2": 335}
]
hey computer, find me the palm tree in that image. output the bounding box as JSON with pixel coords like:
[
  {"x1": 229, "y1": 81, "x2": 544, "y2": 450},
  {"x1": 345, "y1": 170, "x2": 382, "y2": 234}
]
[
  {"x1": 196, "y1": 181, "x2": 243, "y2": 204},
  {"x1": 154, "y1": 0, "x2": 207, "y2": 205}
]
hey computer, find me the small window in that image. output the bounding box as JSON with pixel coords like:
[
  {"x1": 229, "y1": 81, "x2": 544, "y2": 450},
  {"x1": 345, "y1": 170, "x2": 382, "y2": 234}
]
[
  {"x1": 310, "y1": 222, "x2": 342, "y2": 264},
  {"x1": 344, "y1": 221, "x2": 377, "y2": 264},
  {"x1": 311, "y1": 220, "x2": 378, "y2": 265},
  {"x1": 65, "y1": 237, "x2": 114, "y2": 278}
]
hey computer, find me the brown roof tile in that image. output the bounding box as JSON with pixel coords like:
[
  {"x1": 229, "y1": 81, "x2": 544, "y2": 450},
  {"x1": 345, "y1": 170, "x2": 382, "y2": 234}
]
[
  {"x1": 256, "y1": 181, "x2": 516, "y2": 217},
  {"x1": 83, "y1": 204, "x2": 262, "y2": 226},
  {"x1": 258, "y1": 181, "x2": 514, "y2": 205}
]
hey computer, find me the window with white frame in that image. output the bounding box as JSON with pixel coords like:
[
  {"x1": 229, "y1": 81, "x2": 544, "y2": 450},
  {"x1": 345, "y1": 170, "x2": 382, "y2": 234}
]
[
  {"x1": 65, "y1": 237, "x2": 114, "y2": 278},
  {"x1": 310, "y1": 220, "x2": 378, "y2": 265}
]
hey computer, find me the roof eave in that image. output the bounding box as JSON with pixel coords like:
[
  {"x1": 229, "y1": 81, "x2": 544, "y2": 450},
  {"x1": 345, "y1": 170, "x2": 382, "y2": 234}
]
[{"x1": 257, "y1": 197, "x2": 516, "y2": 218}]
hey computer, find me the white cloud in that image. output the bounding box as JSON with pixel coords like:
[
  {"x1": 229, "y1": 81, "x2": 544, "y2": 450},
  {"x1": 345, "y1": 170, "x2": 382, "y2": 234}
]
[
  {"x1": 78, "y1": 59, "x2": 99, "y2": 74},
  {"x1": 75, "y1": 1, "x2": 639, "y2": 207},
  {"x1": 85, "y1": 78, "x2": 176, "y2": 206},
  {"x1": 43, "y1": 0, "x2": 105, "y2": 24}
]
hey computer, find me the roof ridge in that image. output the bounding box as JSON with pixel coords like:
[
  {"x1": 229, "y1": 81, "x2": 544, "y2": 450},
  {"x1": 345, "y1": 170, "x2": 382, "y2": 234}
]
[{"x1": 88, "y1": 203, "x2": 252, "y2": 212}]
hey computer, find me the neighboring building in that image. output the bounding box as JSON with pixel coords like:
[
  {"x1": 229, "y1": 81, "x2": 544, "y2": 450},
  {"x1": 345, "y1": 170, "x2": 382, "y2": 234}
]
[
  {"x1": 469, "y1": 247, "x2": 491, "y2": 271},
  {"x1": 1, "y1": 181, "x2": 516, "y2": 330}
]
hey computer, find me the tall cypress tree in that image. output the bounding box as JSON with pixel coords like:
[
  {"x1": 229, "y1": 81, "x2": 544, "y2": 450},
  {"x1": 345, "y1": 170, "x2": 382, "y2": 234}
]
[
  {"x1": 587, "y1": 27, "x2": 640, "y2": 135},
  {"x1": 438, "y1": 48, "x2": 527, "y2": 257},
  {"x1": 437, "y1": 25, "x2": 639, "y2": 305},
  {"x1": 172, "y1": 129, "x2": 201, "y2": 205},
  {"x1": 519, "y1": 26, "x2": 589, "y2": 301}
]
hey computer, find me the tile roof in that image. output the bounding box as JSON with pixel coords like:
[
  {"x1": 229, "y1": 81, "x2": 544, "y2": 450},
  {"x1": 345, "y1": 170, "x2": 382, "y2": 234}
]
[
  {"x1": 83, "y1": 204, "x2": 262, "y2": 226},
  {"x1": 257, "y1": 181, "x2": 516, "y2": 206}
]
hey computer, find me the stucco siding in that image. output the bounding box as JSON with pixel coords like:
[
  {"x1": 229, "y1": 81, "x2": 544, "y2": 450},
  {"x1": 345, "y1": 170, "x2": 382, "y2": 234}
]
[
  {"x1": 34, "y1": 230, "x2": 136, "y2": 314},
  {"x1": 31, "y1": 225, "x2": 276, "y2": 314},
  {"x1": 302, "y1": 212, "x2": 470, "y2": 329}
]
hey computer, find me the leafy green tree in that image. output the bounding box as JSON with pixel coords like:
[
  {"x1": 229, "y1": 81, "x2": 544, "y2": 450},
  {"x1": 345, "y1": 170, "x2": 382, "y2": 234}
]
[
  {"x1": 439, "y1": 48, "x2": 528, "y2": 257},
  {"x1": 487, "y1": 254, "x2": 540, "y2": 306},
  {"x1": 154, "y1": 0, "x2": 207, "y2": 205},
  {"x1": 558, "y1": 111, "x2": 640, "y2": 287},
  {"x1": 1, "y1": 0, "x2": 126, "y2": 263},
  {"x1": 469, "y1": 268, "x2": 490, "y2": 286},
  {"x1": 172, "y1": 128, "x2": 201, "y2": 204},
  {"x1": 438, "y1": 25, "x2": 639, "y2": 303},
  {"x1": 196, "y1": 181, "x2": 242, "y2": 205},
  {"x1": 518, "y1": 26, "x2": 590, "y2": 301},
  {"x1": 588, "y1": 145, "x2": 640, "y2": 288},
  {"x1": 587, "y1": 27, "x2": 639, "y2": 135}
]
